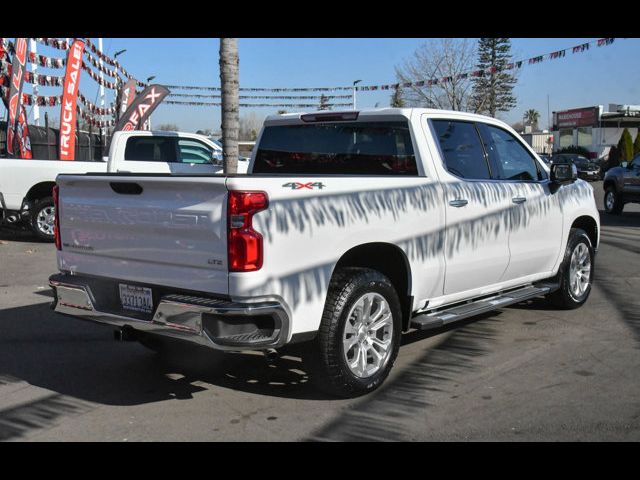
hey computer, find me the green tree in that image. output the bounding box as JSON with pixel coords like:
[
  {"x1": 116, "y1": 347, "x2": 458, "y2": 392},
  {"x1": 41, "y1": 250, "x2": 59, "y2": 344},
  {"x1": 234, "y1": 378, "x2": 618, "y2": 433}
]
[
  {"x1": 618, "y1": 128, "x2": 634, "y2": 162},
  {"x1": 608, "y1": 145, "x2": 620, "y2": 168},
  {"x1": 390, "y1": 85, "x2": 405, "y2": 107},
  {"x1": 524, "y1": 109, "x2": 540, "y2": 130},
  {"x1": 633, "y1": 130, "x2": 640, "y2": 156},
  {"x1": 471, "y1": 38, "x2": 517, "y2": 117}
]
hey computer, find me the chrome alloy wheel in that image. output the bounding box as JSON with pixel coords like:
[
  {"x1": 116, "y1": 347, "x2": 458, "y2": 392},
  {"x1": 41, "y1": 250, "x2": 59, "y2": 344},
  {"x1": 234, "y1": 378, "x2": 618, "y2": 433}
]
[
  {"x1": 569, "y1": 242, "x2": 591, "y2": 298},
  {"x1": 342, "y1": 292, "x2": 394, "y2": 378},
  {"x1": 36, "y1": 206, "x2": 55, "y2": 236},
  {"x1": 605, "y1": 191, "x2": 616, "y2": 211}
]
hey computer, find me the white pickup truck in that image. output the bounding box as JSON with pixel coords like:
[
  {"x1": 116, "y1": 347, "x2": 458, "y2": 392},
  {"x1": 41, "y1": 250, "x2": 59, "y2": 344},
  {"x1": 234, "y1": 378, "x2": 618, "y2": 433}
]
[
  {"x1": 49, "y1": 108, "x2": 600, "y2": 397},
  {"x1": 0, "y1": 130, "x2": 248, "y2": 240}
]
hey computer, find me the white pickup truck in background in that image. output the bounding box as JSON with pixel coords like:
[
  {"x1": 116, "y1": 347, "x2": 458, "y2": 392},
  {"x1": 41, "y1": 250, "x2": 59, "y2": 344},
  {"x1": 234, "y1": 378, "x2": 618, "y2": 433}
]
[
  {"x1": 0, "y1": 130, "x2": 248, "y2": 240},
  {"x1": 49, "y1": 108, "x2": 600, "y2": 397}
]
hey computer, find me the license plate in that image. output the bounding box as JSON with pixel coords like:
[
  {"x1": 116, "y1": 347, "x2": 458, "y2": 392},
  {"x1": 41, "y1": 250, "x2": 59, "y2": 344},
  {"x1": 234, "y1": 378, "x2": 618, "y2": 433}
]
[{"x1": 119, "y1": 284, "x2": 153, "y2": 314}]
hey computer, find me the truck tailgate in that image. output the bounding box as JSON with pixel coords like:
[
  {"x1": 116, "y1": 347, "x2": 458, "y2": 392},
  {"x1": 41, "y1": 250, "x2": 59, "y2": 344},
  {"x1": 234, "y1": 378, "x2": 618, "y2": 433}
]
[{"x1": 56, "y1": 175, "x2": 229, "y2": 295}]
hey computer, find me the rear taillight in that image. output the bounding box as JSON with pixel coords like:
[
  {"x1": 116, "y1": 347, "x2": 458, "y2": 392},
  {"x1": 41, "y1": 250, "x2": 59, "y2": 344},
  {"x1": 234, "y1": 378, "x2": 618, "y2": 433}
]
[
  {"x1": 52, "y1": 184, "x2": 61, "y2": 250},
  {"x1": 227, "y1": 191, "x2": 268, "y2": 272}
]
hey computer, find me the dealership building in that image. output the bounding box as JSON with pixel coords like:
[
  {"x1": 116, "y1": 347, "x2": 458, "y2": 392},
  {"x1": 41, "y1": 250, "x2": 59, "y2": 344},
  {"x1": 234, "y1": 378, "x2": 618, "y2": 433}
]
[{"x1": 551, "y1": 104, "x2": 640, "y2": 159}]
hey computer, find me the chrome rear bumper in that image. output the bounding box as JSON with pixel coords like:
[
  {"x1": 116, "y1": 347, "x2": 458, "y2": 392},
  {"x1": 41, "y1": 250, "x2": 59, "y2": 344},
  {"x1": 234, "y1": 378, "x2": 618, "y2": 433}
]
[{"x1": 49, "y1": 274, "x2": 290, "y2": 351}]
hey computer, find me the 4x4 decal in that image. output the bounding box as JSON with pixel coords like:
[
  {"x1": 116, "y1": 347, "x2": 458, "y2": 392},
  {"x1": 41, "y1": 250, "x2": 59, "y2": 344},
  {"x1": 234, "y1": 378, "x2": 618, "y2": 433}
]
[{"x1": 282, "y1": 182, "x2": 325, "y2": 190}]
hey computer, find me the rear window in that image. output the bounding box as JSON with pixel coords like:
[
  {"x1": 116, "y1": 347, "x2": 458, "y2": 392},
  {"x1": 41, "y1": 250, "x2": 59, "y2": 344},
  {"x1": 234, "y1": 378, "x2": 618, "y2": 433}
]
[
  {"x1": 124, "y1": 137, "x2": 177, "y2": 163},
  {"x1": 253, "y1": 121, "x2": 417, "y2": 175}
]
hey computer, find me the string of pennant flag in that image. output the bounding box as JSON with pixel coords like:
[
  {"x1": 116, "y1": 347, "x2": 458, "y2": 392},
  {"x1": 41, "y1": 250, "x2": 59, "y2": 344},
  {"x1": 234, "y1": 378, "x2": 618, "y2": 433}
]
[
  {"x1": 165, "y1": 37, "x2": 620, "y2": 93},
  {"x1": 167, "y1": 84, "x2": 354, "y2": 92},
  {"x1": 353, "y1": 38, "x2": 617, "y2": 91},
  {"x1": 31, "y1": 37, "x2": 143, "y2": 85},
  {"x1": 0, "y1": 36, "x2": 625, "y2": 117},
  {"x1": 165, "y1": 100, "x2": 354, "y2": 108},
  {"x1": 169, "y1": 92, "x2": 354, "y2": 100}
]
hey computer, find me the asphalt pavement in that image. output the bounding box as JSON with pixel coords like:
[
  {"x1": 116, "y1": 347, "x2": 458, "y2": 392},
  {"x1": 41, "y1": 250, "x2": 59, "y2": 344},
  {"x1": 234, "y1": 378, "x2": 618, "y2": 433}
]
[{"x1": 0, "y1": 180, "x2": 639, "y2": 441}]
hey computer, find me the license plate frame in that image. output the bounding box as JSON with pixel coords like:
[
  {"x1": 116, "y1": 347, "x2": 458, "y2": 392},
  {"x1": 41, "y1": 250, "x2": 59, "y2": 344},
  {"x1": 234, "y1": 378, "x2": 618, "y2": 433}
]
[{"x1": 119, "y1": 284, "x2": 153, "y2": 314}]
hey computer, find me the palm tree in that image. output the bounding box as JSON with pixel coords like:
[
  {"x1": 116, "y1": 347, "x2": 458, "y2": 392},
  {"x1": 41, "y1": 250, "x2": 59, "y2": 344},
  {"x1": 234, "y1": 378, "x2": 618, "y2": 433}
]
[
  {"x1": 219, "y1": 38, "x2": 239, "y2": 174},
  {"x1": 524, "y1": 109, "x2": 540, "y2": 131}
]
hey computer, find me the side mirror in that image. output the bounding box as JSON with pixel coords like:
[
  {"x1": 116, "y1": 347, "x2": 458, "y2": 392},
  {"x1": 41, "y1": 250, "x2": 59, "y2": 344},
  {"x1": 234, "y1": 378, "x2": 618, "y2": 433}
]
[
  {"x1": 211, "y1": 151, "x2": 223, "y2": 166},
  {"x1": 550, "y1": 162, "x2": 577, "y2": 188}
]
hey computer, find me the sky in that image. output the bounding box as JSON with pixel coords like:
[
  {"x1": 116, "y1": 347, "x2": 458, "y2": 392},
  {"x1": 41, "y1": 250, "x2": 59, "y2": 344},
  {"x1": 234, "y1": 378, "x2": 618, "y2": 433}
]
[{"x1": 5, "y1": 38, "x2": 640, "y2": 133}]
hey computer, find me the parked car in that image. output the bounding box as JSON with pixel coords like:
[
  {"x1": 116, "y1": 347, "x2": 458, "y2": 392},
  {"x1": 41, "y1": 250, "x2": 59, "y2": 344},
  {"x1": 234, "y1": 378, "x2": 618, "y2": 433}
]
[
  {"x1": 0, "y1": 131, "x2": 244, "y2": 241},
  {"x1": 552, "y1": 153, "x2": 600, "y2": 181},
  {"x1": 602, "y1": 153, "x2": 640, "y2": 214},
  {"x1": 49, "y1": 108, "x2": 600, "y2": 397}
]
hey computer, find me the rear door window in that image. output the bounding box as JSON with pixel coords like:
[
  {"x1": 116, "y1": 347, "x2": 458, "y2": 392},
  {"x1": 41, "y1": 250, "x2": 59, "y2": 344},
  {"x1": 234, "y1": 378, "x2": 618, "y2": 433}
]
[
  {"x1": 253, "y1": 121, "x2": 417, "y2": 175},
  {"x1": 431, "y1": 120, "x2": 491, "y2": 180},
  {"x1": 177, "y1": 139, "x2": 213, "y2": 164},
  {"x1": 124, "y1": 137, "x2": 177, "y2": 163}
]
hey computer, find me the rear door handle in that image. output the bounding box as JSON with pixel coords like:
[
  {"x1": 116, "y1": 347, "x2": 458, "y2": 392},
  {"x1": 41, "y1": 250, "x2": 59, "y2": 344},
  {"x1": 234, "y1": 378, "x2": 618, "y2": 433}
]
[
  {"x1": 449, "y1": 199, "x2": 468, "y2": 207},
  {"x1": 512, "y1": 197, "x2": 527, "y2": 204}
]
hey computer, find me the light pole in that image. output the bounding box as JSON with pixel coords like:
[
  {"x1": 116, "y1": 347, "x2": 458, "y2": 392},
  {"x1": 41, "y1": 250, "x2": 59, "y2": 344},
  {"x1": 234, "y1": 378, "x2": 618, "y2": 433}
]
[
  {"x1": 145, "y1": 76, "x2": 156, "y2": 130},
  {"x1": 353, "y1": 79, "x2": 362, "y2": 110},
  {"x1": 113, "y1": 49, "x2": 127, "y2": 121},
  {"x1": 30, "y1": 39, "x2": 39, "y2": 126}
]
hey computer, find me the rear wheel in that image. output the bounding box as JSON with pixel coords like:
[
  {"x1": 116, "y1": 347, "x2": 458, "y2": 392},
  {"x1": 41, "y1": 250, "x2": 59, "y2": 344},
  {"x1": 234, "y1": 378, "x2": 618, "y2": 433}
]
[
  {"x1": 547, "y1": 228, "x2": 594, "y2": 309},
  {"x1": 30, "y1": 197, "x2": 56, "y2": 242},
  {"x1": 303, "y1": 267, "x2": 402, "y2": 398},
  {"x1": 604, "y1": 185, "x2": 623, "y2": 214}
]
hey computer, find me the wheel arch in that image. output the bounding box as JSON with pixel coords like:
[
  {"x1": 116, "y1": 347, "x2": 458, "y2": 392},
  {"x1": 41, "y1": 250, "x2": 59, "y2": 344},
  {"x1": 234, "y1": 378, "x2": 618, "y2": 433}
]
[
  {"x1": 603, "y1": 176, "x2": 619, "y2": 193},
  {"x1": 333, "y1": 242, "x2": 413, "y2": 332},
  {"x1": 571, "y1": 215, "x2": 599, "y2": 250},
  {"x1": 24, "y1": 181, "x2": 56, "y2": 204}
]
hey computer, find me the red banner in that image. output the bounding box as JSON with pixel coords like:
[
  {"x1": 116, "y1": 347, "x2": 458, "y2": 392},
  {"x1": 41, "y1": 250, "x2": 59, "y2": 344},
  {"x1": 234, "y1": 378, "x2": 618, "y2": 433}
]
[
  {"x1": 6, "y1": 38, "x2": 27, "y2": 156},
  {"x1": 59, "y1": 39, "x2": 85, "y2": 160},
  {"x1": 118, "y1": 78, "x2": 137, "y2": 118}
]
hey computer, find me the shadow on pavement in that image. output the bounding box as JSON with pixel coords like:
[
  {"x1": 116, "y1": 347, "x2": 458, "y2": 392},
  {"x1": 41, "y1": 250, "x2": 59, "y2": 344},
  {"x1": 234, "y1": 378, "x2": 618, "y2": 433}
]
[
  {"x1": 0, "y1": 226, "x2": 43, "y2": 243},
  {"x1": 308, "y1": 312, "x2": 502, "y2": 441},
  {"x1": 0, "y1": 393, "x2": 94, "y2": 441},
  {"x1": 0, "y1": 301, "x2": 332, "y2": 417},
  {"x1": 598, "y1": 209, "x2": 640, "y2": 228}
]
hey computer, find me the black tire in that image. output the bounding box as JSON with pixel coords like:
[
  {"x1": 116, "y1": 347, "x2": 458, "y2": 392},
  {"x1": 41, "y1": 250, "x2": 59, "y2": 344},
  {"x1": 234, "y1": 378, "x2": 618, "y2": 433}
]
[
  {"x1": 302, "y1": 267, "x2": 402, "y2": 398},
  {"x1": 546, "y1": 228, "x2": 594, "y2": 310},
  {"x1": 30, "y1": 196, "x2": 56, "y2": 242},
  {"x1": 604, "y1": 185, "x2": 623, "y2": 214}
]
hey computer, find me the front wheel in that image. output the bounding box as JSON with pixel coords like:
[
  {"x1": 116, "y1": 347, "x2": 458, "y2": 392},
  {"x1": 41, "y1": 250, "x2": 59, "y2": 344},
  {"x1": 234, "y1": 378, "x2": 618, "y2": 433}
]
[
  {"x1": 30, "y1": 197, "x2": 56, "y2": 242},
  {"x1": 604, "y1": 185, "x2": 624, "y2": 214},
  {"x1": 303, "y1": 267, "x2": 402, "y2": 398},
  {"x1": 547, "y1": 228, "x2": 594, "y2": 309}
]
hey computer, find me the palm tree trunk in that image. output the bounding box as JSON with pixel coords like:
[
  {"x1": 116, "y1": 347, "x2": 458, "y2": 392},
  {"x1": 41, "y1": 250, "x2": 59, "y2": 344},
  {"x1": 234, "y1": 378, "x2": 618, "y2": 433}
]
[{"x1": 219, "y1": 38, "x2": 239, "y2": 174}]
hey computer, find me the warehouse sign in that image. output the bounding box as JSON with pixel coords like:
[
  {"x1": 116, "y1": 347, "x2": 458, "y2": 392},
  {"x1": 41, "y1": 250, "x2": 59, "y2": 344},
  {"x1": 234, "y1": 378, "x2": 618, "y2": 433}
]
[{"x1": 556, "y1": 107, "x2": 599, "y2": 128}]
